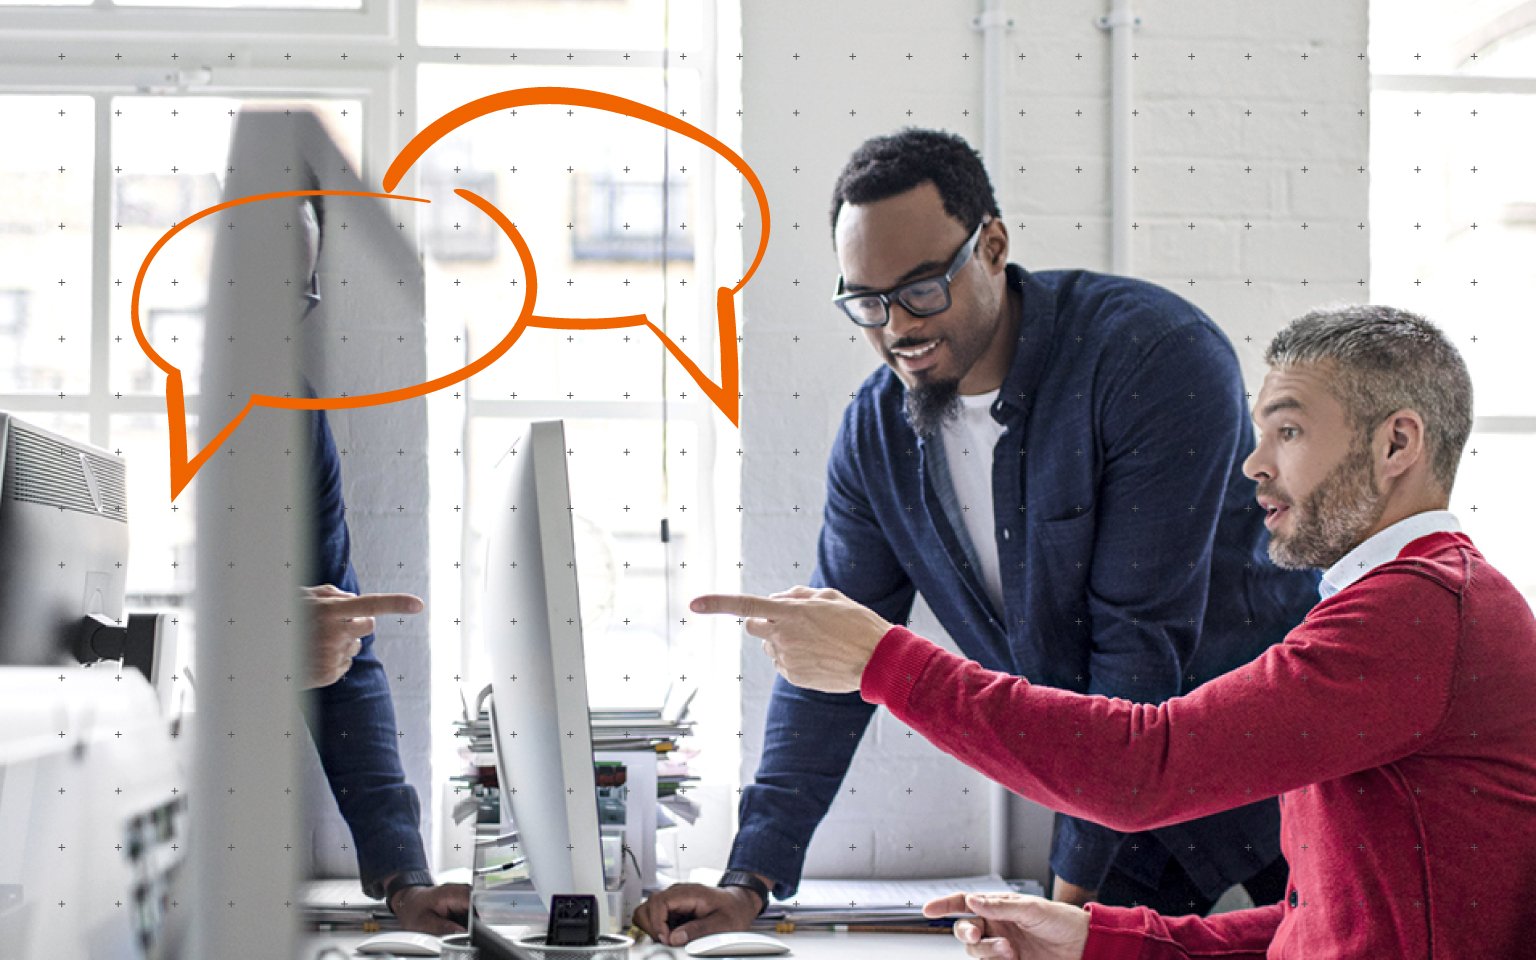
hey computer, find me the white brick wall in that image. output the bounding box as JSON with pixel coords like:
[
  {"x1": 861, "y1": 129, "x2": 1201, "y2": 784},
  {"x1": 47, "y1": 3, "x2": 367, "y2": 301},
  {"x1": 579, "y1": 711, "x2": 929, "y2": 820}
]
[{"x1": 737, "y1": 0, "x2": 1368, "y2": 883}]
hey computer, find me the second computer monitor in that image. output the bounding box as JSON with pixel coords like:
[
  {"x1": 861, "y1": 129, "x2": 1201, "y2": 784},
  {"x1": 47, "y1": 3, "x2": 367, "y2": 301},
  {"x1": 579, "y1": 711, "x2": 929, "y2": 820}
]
[
  {"x1": 482, "y1": 420, "x2": 607, "y2": 927},
  {"x1": 0, "y1": 412, "x2": 129, "y2": 667}
]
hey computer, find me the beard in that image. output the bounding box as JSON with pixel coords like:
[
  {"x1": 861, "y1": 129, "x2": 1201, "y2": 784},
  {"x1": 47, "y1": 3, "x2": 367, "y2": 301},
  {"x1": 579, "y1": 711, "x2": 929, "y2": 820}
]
[
  {"x1": 1265, "y1": 438, "x2": 1388, "y2": 570},
  {"x1": 904, "y1": 377, "x2": 962, "y2": 439}
]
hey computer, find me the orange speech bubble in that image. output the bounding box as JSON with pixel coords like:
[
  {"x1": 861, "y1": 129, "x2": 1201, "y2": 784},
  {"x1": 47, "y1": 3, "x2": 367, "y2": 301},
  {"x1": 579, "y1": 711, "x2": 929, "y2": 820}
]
[{"x1": 134, "y1": 86, "x2": 771, "y2": 499}]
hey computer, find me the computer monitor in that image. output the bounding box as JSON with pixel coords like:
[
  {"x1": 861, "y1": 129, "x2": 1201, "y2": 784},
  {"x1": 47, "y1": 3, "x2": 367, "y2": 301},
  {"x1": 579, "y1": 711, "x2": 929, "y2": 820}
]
[
  {"x1": 481, "y1": 419, "x2": 608, "y2": 929},
  {"x1": 0, "y1": 411, "x2": 129, "y2": 667}
]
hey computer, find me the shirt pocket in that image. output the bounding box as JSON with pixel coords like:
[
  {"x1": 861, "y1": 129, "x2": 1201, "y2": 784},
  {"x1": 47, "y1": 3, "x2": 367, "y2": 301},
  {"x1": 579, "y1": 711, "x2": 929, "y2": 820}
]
[{"x1": 1031, "y1": 511, "x2": 1097, "y2": 680}]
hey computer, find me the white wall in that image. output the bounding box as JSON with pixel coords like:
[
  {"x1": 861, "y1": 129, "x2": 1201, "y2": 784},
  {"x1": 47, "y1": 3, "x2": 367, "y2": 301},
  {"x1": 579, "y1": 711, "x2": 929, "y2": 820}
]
[{"x1": 737, "y1": 0, "x2": 1368, "y2": 882}]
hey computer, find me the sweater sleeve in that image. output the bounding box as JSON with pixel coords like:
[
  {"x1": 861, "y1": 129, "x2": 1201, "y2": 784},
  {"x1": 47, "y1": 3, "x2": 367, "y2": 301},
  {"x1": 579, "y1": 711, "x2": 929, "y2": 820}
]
[
  {"x1": 1082, "y1": 903, "x2": 1283, "y2": 959},
  {"x1": 859, "y1": 565, "x2": 1457, "y2": 833}
]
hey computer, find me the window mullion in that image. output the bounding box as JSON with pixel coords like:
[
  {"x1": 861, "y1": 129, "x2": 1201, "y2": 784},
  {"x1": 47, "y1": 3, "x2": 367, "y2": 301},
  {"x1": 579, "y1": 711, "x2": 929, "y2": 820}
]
[{"x1": 90, "y1": 89, "x2": 112, "y2": 447}]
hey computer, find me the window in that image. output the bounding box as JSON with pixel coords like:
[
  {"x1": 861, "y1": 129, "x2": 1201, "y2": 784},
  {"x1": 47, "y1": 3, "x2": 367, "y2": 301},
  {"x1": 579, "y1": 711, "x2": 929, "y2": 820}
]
[
  {"x1": 1371, "y1": 0, "x2": 1536, "y2": 603},
  {"x1": 572, "y1": 173, "x2": 695, "y2": 262},
  {"x1": 1, "y1": 0, "x2": 741, "y2": 878},
  {"x1": 0, "y1": 95, "x2": 92, "y2": 395}
]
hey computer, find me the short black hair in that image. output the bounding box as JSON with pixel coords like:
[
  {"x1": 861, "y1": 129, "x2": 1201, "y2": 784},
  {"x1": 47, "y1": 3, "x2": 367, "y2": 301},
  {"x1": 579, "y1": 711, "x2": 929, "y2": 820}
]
[{"x1": 829, "y1": 128, "x2": 1001, "y2": 245}]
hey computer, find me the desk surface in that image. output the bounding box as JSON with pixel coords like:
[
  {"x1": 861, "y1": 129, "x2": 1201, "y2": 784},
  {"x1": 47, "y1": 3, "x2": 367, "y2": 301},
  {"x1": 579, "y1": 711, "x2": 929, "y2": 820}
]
[{"x1": 302, "y1": 929, "x2": 966, "y2": 960}]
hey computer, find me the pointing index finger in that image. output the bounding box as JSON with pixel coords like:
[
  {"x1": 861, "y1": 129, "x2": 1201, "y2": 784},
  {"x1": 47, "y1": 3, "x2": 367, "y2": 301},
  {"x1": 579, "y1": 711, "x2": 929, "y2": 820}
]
[
  {"x1": 325, "y1": 592, "x2": 425, "y2": 619},
  {"x1": 689, "y1": 593, "x2": 785, "y2": 620},
  {"x1": 923, "y1": 894, "x2": 973, "y2": 918}
]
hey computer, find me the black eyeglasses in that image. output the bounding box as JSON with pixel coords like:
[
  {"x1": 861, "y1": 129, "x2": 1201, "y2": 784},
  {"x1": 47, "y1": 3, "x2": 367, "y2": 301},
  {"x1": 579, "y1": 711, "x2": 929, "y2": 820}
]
[{"x1": 831, "y1": 219, "x2": 989, "y2": 328}]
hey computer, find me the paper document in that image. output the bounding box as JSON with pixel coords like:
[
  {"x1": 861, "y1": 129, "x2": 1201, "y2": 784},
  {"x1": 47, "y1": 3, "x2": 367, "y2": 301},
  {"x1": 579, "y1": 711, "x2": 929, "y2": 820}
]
[
  {"x1": 300, "y1": 879, "x2": 393, "y2": 928},
  {"x1": 301, "y1": 878, "x2": 378, "y2": 909},
  {"x1": 780, "y1": 874, "x2": 1015, "y2": 911}
]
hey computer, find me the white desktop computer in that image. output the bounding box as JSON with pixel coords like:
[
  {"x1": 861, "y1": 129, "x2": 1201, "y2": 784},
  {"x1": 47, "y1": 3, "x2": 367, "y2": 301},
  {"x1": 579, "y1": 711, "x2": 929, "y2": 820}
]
[
  {"x1": 0, "y1": 411, "x2": 188, "y2": 960},
  {"x1": 472, "y1": 420, "x2": 613, "y2": 952}
]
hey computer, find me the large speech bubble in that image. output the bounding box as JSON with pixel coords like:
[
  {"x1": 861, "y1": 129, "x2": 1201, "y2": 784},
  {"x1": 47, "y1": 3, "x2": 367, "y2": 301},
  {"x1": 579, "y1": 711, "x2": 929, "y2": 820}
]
[{"x1": 134, "y1": 86, "x2": 771, "y2": 500}]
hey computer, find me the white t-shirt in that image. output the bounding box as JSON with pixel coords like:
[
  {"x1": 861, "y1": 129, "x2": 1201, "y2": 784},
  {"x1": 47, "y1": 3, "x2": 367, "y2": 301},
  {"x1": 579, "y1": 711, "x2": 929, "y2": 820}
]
[{"x1": 940, "y1": 389, "x2": 1007, "y2": 613}]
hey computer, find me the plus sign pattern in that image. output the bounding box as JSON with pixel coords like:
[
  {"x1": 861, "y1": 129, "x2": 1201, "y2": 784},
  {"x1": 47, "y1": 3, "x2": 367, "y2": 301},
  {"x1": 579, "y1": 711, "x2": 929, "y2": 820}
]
[{"x1": 4, "y1": 0, "x2": 1530, "y2": 952}]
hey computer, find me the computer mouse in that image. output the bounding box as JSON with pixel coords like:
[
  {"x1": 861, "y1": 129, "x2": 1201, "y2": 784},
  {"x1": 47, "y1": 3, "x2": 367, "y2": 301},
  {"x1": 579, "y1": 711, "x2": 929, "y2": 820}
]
[
  {"x1": 355, "y1": 930, "x2": 443, "y2": 956},
  {"x1": 683, "y1": 931, "x2": 791, "y2": 957}
]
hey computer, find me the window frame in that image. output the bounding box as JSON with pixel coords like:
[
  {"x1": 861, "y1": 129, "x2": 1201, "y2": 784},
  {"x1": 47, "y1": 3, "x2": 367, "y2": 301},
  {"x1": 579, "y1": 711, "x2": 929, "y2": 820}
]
[{"x1": 0, "y1": 0, "x2": 737, "y2": 874}]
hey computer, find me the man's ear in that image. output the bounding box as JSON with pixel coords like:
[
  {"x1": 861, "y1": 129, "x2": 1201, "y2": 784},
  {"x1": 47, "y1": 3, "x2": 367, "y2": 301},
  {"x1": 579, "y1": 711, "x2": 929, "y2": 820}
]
[
  {"x1": 1377, "y1": 408, "x2": 1426, "y2": 481},
  {"x1": 984, "y1": 219, "x2": 1009, "y2": 271}
]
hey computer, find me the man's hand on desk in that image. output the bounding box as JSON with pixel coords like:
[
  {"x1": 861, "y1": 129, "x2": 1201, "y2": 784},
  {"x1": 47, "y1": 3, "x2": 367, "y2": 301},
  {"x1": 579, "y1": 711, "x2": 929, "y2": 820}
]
[
  {"x1": 1049, "y1": 878, "x2": 1097, "y2": 908},
  {"x1": 388, "y1": 882, "x2": 471, "y2": 935},
  {"x1": 303, "y1": 585, "x2": 424, "y2": 689},
  {"x1": 924, "y1": 893, "x2": 1088, "y2": 960},
  {"x1": 690, "y1": 587, "x2": 892, "y2": 694},
  {"x1": 631, "y1": 882, "x2": 765, "y2": 946}
]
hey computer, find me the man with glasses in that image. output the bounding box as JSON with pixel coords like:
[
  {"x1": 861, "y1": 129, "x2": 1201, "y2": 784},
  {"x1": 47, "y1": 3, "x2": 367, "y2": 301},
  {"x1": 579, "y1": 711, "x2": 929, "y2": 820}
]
[{"x1": 633, "y1": 128, "x2": 1318, "y2": 942}]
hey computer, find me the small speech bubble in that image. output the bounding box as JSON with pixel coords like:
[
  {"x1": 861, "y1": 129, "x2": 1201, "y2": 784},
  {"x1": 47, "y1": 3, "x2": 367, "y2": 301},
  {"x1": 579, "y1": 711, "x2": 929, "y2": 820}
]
[{"x1": 134, "y1": 86, "x2": 770, "y2": 500}]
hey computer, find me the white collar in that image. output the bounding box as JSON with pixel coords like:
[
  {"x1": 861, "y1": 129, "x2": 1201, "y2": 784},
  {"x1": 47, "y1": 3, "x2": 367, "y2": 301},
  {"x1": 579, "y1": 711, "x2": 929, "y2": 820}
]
[{"x1": 1319, "y1": 510, "x2": 1461, "y2": 599}]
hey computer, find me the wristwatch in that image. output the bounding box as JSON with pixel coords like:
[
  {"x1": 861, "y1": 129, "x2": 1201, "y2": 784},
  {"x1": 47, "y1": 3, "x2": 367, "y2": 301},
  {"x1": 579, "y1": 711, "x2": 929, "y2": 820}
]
[
  {"x1": 717, "y1": 870, "x2": 771, "y2": 916},
  {"x1": 382, "y1": 870, "x2": 435, "y2": 913}
]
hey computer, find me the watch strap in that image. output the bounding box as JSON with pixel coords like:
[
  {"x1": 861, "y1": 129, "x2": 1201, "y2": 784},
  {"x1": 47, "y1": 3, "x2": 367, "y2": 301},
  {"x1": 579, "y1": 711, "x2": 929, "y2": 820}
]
[{"x1": 717, "y1": 870, "x2": 771, "y2": 916}]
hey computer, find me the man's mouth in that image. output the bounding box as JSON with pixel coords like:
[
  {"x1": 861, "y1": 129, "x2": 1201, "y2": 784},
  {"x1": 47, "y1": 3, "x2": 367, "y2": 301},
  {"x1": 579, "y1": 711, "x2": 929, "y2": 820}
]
[
  {"x1": 1258, "y1": 497, "x2": 1290, "y2": 529},
  {"x1": 889, "y1": 339, "x2": 943, "y2": 372}
]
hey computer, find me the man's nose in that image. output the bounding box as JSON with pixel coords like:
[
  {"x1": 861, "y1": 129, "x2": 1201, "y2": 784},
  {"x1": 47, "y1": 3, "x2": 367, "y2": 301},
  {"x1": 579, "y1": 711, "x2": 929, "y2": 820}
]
[
  {"x1": 885, "y1": 300, "x2": 927, "y2": 339},
  {"x1": 1242, "y1": 440, "x2": 1272, "y2": 483}
]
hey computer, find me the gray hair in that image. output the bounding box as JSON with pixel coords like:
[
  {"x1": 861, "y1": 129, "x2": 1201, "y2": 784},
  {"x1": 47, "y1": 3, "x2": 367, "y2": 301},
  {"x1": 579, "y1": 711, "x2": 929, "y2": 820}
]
[{"x1": 1265, "y1": 305, "x2": 1473, "y2": 492}]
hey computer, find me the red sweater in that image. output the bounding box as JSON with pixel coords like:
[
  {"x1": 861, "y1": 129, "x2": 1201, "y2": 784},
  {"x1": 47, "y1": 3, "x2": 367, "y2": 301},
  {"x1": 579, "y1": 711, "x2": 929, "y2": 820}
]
[{"x1": 861, "y1": 533, "x2": 1536, "y2": 958}]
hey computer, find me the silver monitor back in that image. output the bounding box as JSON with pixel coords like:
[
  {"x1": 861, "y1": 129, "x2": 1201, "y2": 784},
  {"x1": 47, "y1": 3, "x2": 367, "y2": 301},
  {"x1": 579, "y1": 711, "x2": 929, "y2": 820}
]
[{"x1": 483, "y1": 420, "x2": 607, "y2": 928}]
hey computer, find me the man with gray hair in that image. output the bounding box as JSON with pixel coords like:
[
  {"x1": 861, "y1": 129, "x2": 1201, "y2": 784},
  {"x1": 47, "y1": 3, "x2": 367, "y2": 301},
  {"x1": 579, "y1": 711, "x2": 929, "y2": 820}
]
[{"x1": 692, "y1": 305, "x2": 1536, "y2": 958}]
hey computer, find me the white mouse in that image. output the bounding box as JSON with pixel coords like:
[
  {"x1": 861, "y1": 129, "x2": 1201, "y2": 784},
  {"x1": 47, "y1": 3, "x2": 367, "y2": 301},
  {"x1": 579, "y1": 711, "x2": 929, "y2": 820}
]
[
  {"x1": 355, "y1": 929, "x2": 443, "y2": 956},
  {"x1": 683, "y1": 931, "x2": 791, "y2": 957}
]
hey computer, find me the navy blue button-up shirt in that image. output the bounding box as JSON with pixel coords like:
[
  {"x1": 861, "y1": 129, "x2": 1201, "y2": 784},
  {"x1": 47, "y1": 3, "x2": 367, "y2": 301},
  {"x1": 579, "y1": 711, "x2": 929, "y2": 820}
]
[
  {"x1": 730, "y1": 266, "x2": 1319, "y2": 900},
  {"x1": 303, "y1": 410, "x2": 429, "y2": 898}
]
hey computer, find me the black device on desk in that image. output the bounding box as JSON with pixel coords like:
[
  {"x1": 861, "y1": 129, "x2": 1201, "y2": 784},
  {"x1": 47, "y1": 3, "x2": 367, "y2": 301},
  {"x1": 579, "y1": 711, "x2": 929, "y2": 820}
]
[{"x1": 547, "y1": 894, "x2": 601, "y2": 946}]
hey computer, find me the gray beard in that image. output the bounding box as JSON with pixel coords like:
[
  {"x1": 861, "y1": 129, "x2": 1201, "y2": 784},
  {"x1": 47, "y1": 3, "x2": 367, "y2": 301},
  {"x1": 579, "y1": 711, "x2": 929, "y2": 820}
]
[
  {"x1": 905, "y1": 379, "x2": 962, "y2": 439},
  {"x1": 1267, "y1": 441, "x2": 1387, "y2": 571}
]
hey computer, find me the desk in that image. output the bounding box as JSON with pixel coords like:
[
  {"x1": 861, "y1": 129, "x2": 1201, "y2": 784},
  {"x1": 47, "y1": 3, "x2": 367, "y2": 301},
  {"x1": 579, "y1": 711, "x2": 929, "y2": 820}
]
[{"x1": 301, "y1": 929, "x2": 966, "y2": 960}]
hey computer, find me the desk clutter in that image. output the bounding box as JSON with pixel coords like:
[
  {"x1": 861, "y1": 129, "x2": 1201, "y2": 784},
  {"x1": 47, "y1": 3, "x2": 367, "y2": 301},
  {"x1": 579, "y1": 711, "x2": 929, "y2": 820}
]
[
  {"x1": 302, "y1": 682, "x2": 697, "y2": 937},
  {"x1": 453, "y1": 684, "x2": 698, "y2": 909}
]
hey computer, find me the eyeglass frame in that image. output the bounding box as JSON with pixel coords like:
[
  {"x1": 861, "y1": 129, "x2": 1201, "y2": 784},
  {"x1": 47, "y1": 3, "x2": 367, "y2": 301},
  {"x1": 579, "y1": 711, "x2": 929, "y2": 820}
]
[{"x1": 830, "y1": 217, "x2": 991, "y2": 328}]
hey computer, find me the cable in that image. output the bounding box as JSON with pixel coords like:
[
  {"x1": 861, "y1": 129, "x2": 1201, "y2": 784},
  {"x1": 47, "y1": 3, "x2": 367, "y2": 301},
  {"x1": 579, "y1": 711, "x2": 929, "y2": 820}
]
[
  {"x1": 623, "y1": 839, "x2": 644, "y2": 881},
  {"x1": 660, "y1": 0, "x2": 675, "y2": 648}
]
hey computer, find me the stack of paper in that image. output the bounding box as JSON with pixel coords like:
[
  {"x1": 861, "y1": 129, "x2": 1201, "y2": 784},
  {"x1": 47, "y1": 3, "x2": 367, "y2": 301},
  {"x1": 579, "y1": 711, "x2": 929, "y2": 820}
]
[
  {"x1": 300, "y1": 878, "x2": 393, "y2": 929},
  {"x1": 452, "y1": 685, "x2": 696, "y2": 758},
  {"x1": 755, "y1": 875, "x2": 1044, "y2": 927},
  {"x1": 590, "y1": 684, "x2": 697, "y2": 750}
]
